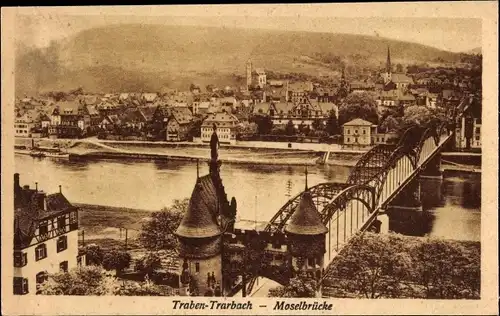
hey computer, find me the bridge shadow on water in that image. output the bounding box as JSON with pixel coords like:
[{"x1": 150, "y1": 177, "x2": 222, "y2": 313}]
[{"x1": 389, "y1": 177, "x2": 481, "y2": 237}]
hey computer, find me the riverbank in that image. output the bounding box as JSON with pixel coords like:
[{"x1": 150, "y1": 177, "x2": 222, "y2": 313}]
[{"x1": 16, "y1": 137, "x2": 364, "y2": 167}]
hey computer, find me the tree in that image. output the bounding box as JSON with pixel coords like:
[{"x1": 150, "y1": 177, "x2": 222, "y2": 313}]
[
  {"x1": 139, "y1": 199, "x2": 188, "y2": 250},
  {"x1": 188, "y1": 118, "x2": 203, "y2": 139},
  {"x1": 251, "y1": 115, "x2": 273, "y2": 135},
  {"x1": 380, "y1": 115, "x2": 402, "y2": 133},
  {"x1": 311, "y1": 118, "x2": 324, "y2": 131},
  {"x1": 38, "y1": 266, "x2": 120, "y2": 296},
  {"x1": 326, "y1": 233, "x2": 413, "y2": 299},
  {"x1": 81, "y1": 244, "x2": 104, "y2": 266},
  {"x1": 102, "y1": 250, "x2": 131, "y2": 274},
  {"x1": 339, "y1": 92, "x2": 379, "y2": 126},
  {"x1": 135, "y1": 252, "x2": 162, "y2": 279},
  {"x1": 285, "y1": 120, "x2": 296, "y2": 136},
  {"x1": 413, "y1": 239, "x2": 480, "y2": 299},
  {"x1": 268, "y1": 273, "x2": 318, "y2": 298},
  {"x1": 402, "y1": 106, "x2": 446, "y2": 128},
  {"x1": 396, "y1": 63, "x2": 404, "y2": 73},
  {"x1": 116, "y1": 279, "x2": 169, "y2": 296},
  {"x1": 325, "y1": 111, "x2": 340, "y2": 136},
  {"x1": 205, "y1": 84, "x2": 215, "y2": 93},
  {"x1": 236, "y1": 122, "x2": 258, "y2": 137}
]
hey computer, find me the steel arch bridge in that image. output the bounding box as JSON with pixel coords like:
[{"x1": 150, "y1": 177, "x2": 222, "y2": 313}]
[{"x1": 246, "y1": 123, "x2": 453, "y2": 294}]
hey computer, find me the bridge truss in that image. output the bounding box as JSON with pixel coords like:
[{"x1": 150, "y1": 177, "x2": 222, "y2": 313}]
[{"x1": 246, "y1": 122, "x2": 453, "y2": 295}]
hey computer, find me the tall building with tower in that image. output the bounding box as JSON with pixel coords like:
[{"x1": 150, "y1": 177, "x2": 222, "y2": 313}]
[{"x1": 246, "y1": 60, "x2": 253, "y2": 90}]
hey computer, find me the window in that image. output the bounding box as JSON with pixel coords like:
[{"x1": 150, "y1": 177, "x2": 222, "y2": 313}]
[
  {"x1": 195, "y1": 262, "x2": 200, "y2": 273},
  {"x1": 13, "y1": 277, "x2": 28, "y2": 295},
  {"x1": 355, "y1": 129, "x2": 358, "y2": 134},
  {"x1": 308, "y1": 257, "x2": 315, "y2": 267},
  {"x1": 347, "y1": 137, "x2": 350, "y2": 142},
  {"x1": 59, "y1": 261, "x2": 69, "y2": 273},
  {"x1": 14, "y1": 251, "x2": 27, "y2": 267},
  {"x1": 347, "y1": 129, "x2": 350, "y2": 135},
  {"x1": 57, "y1": 216, "x2": 66, "y2": 229},
  {"x1": 363, "y1": 129, "x2": 366, "y2": 135},
  {"x1": 57, "y1": 236, "x2": 68, "y2": 252},
  {"x1": 475, "y1": 135, "x2": 480, "y2": 141},
  {"x1": 38, "y1": 222, "x2": 48, "y2": 235},
  {"x1": 35, "y1": 244, "x2": 47, "y2": 261},
  {"x1": 475, "y1": 127, "x2": 481, "y2": 135}
]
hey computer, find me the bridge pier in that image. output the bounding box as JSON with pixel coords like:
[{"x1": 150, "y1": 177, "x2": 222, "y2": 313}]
[
  {"x1": 386, "y1": 179, "x2": 428, "y2": 236},
  {"x1": 420, "y1": 153, "x2": 443, "y2": 180}
]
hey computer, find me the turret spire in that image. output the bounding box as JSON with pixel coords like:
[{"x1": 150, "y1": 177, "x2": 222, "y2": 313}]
[{"x1": 305, "y1": 166, "x2": 308, "y2": 191}]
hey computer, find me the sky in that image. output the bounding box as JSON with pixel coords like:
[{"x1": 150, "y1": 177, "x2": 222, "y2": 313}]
[{"x1": 14, "y1": 5, "x2": 482, "y2": 53}]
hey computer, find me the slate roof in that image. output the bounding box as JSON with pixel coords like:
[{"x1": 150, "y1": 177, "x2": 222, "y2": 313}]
[
  {"x1": 343, "y1": 118, "x2": 375, "y2": 126},
  {"x1": 175, "y1": 175, "x2": 222, "y2": 239},
  {"x1": 202, "y1": 112, "x2": 239, "y2": 128},
  {"x1": 391, "y1": 73, "x2": 414, "y2": 84},
  {"x1": 169, "y1": 108, "x2": 193, "y2": 125},
  {"x1": 14, "y1": 174, "x2": 76, "y2": 248},
  {"x1": 285, "y1": 191, "x2": 328, "y2": 236}
]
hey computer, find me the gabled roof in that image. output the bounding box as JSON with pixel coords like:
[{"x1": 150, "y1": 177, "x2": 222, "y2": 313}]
[
  {"x1": 169, "y1": 108, "x2": 193, "y2": 125},
  {"x1": 343, "y1": 118, "x2": 375, "y2": 126},
  {"x1": 285, "y1": 191, "x2": 328, "y2": 236},
  {"x1": 391, "y1": 73, "x2": 414, "y2": 84},
  {"x1": 202, "y1": 112, "x2": 239, "y2": 128},
  {"x1": 175, "y1": 175, "x2": 221, "y2": 239}
]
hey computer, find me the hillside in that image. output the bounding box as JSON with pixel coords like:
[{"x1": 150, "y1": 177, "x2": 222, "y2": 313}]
[{"x1": 15, "y1": 24, "x2": 461, "y2": 96}]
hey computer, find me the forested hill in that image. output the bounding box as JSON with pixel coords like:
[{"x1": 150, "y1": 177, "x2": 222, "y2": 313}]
[{"x1": 15, "y1": 24, "x2": 461, "y2": 95}]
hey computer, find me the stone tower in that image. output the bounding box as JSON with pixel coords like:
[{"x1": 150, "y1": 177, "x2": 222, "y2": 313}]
[
  {"x1": 246, "y1": 59, "x2": 253, "y2": 90},
  {"x1": 285, "y1": 179, "x2": 328, "y2": 284},
  {"x1": 176, "y1": 125, "x2": 236, "y2": 296}
]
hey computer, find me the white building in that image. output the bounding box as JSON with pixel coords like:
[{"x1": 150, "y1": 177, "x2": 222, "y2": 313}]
[
  {"x1": 15, "y1": 112, "x2": 34, "y2": 137},
  {"x1": 343, "y1": 118, "x2": 378, "y2": 146},
  {"x1": 201, "y1": 112, "x2": 239, "y2": 145},
  {"x1": 13, "y1": 173, "x2": 84, "y2": 295}
]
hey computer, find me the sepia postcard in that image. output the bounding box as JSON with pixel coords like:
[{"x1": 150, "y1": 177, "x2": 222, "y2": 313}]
[{"x1": 1, "y1": 3, "x2": 498, "y2": 315}]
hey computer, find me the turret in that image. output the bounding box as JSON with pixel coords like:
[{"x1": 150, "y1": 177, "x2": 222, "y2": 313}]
[
  {"x1": 285, "y1": 171, "x2": 328, "y2": 282},
  {"x1": 175, "y1": 177, "x2": 222, "y2": 296}
]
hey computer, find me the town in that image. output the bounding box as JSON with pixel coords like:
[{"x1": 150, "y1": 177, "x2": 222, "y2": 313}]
[
  {"x1": 13, "y1": 45, "x2": 482, "y2": 299},
  {"x1": 15, "y1": 48, "x2": 482, "y2": 153}
]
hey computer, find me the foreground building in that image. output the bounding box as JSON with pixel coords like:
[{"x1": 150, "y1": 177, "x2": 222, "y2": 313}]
[
  {"x1": 175, "y1": 128, "x2": 328, "y2": 297},
  {"x1": 13, "y1": 174, "x2": 83, "y2": 295}
]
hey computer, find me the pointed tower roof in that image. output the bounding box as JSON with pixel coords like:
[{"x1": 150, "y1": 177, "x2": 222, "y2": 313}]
[
  {"x1": 175, "y1": 176, "x2": 221, "y2": 239},
  {"x1": 285, "y1": 191, "x2": 328, "y2": 236}
]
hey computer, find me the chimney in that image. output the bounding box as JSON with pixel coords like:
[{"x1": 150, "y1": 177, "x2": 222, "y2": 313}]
[
  {"x1": 59, "y1": 185, "x2": 62, "y2": 193},
  {"x1": 35, "y1": 182, "x2": 38, "y2": 192},
  {"x1": 23, "y1": 185, "x2": 30, "y2": 190},
  {"x1": 14, "y1": 173, "x2": 20, "y2": 190}
]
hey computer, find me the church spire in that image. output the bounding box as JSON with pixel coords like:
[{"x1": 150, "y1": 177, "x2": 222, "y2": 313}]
[{"x1": 386, "y1": 46, "x2": 392, "y2": 74}]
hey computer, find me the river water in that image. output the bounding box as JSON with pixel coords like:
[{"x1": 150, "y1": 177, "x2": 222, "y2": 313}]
[{"x1": 15, "y1": 154, "x2": 481, "y2": 241}]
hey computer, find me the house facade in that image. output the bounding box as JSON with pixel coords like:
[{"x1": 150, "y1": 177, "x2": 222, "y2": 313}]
[
  {"x1": 13, "y1": 173, "x2": 84, "y2": 295},
  {"x1": 15, "y1": 112, "x2": 35, "y2": 137},
  {"x1": 455, "y1": 96, "x2": 481, "y2": 150},
  {"x1": 201, "y1": 112, "x2": 239, "y2": 144},
  {"x1": 49, "y1": 101, "x2": 92, "y2": 139},
  {"x1": 166, "y1": 108, "x2": 193, "y2": 142},
  {"x1": 343, "y1": 118, "x2": 377, "y2": 146}
]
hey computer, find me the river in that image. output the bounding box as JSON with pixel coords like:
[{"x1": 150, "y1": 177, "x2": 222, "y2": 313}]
[{"x1": 15, "y1": 154, "x2": 481, "y2": 241}]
